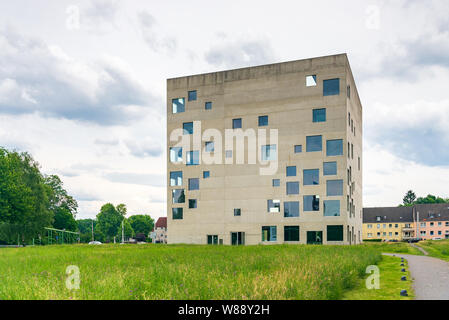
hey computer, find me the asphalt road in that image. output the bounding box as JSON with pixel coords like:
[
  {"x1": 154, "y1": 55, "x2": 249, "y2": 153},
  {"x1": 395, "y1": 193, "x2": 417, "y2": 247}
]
[{"x1": 384, "y1": 253, "x2": 449, "y2": 300}]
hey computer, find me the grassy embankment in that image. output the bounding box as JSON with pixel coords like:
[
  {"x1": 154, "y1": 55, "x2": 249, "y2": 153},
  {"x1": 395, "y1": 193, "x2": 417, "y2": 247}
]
[
  {"x1": 416, "y1": 239, "x2": 449, "y2": 260},
  {"x1": 0, "y1": 244, "x2": 381, "y2": 300}
]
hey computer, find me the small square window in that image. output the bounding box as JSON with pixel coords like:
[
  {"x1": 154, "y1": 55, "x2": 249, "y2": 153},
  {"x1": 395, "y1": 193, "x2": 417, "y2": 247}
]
[
  {"x1": 303, "y1": 169, "x2": 319, "y2": 185},
  {"x1": 170, "y1": 171, "x2": 182, "y2": 186},
  {"x1": 203, "y1": 171, "x2": 210, "y2": 179},
  {"x1": 323, "y1": 79, "x2": 340, "y2": 96},
  {"x1": 258, "y1": 115, "x2": 268, "y2": 127},
  {"x1": 286, "y1": 182, "x2": 299, "y2": 195},
  {"x1": 306, "y1": 75, "x2": 317, "y2": 87},
  {"x1": 205, "y1": 141, "x2": 214, "y2": 152},
  {"x1": 284, "y1": 201, "x2": 300, "y2": 217},
  {"x1": 188, "y1": 90, "x2": 197, "y2": 101},
  {"x1": 304, "y1": 195, "x2": 320, "y2": 211},
  {"x1": 172, "y1": 98, "x2": 185, "y2": 114},
  {"x1": 234, "y1": 208, "x2": 241, "y2": 216},
  {"x1": 261, "y1": 145, "x2": 277, "y2": 161},
  {"x1": 327, "y1": 225, "x2": 343, "y2": 241},
  {"x1": 172, "y1": 208, "x2": 183, "y2": 220},
  {"x1": 189, "y1": 199, "x2": 197, "y2": 209},
  {"x1": 172, "y1": 189, "x2": 185, "y2": 204},
  {"x1": 326, "y1": 139, "x2": 343, "y2": 156},
  {"x1": 205, "y1": 101, "x2": 212, "y2": 110},
  {"x1": 188, "y1": 178, "x2": 199, "y2": 190},
  {"x1": 306, "y1": 135, "x2": 322, "y2": 152},
  {"x1": 272, "y1": 179, "x2": 280, "y2": 187},
  {"x1": 324, "y1": 200, "x2": 340, "y2": 216},
  {"x1": 186, "y1": 151, "x2": 199, "y2": 165},
  {"x1": 323, "y1": 162, "x2": 337, "y2": 176},
  {"x1": 286, "y1": 166, "x2": 296, "y2": 177},
  {"x1": 232, "y1": 118, "x2": 242, "y2": 129},
  {"x1": 313, "y1": 108, "x2": 326, "y2": 122},
  {"x1": 169, "y1": 147, "x2": 183, "y2": 163},
  {"x1": 183, "y1": 122, "x2": 193, "y2": 135},
  {"x1": 225, "y1": 150, "x2": 233, "y2": 158},
  {"x1": 294, "y1": 145, "x2": 302, "y2": 153},
  {"x1": 284, "y1": 226, "x2": 300, "y2": 241},
  {"x1": 327, "y1": 180, "x2": 343, "y2": 196},
  {"x1": 267, "y1": 200, "x2": 281, "y2": 213}
]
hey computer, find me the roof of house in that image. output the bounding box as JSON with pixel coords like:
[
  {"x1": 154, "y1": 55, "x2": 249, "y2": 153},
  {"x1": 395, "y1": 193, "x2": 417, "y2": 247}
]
[
  {"x1": 155, "y1": 217, "x2": 167, "y2": 229},
  {"x1": 415, "y1": 203, "x2": 449, "y2": 222},
  {"x1": 363, "y1": 206, "x2": 414, "y2": 223}
]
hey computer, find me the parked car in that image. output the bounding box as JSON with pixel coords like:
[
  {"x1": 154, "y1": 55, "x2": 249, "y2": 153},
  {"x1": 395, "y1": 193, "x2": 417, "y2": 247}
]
[
  {"x1": 431, "y1": 237, "x2": 443, "y2": 241},
  {"x1": 88, "y1": 241, "x2": 102, "y2": 245},
  {"x1": 407, "y1": 238, "x2": 421, "y2": 243}
]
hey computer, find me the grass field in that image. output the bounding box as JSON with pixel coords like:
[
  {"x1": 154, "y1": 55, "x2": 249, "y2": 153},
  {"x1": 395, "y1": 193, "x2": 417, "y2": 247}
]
[
  {"x1": 417, "y1": 240, "x2": 449, "y2": 260},
  {"x1": 360, "y1": 242, "x2": 424, "y2": 256},
  {"x1": 343, "y1": 255, "x2": 414, "y2": 300},
  {"x1": 0, "y1": 244, "x2": 382, "y2": 300}
]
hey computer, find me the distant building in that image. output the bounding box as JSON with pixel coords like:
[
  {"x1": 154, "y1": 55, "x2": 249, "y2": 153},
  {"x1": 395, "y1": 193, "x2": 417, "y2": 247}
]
[
  {"x1": 152, "y1": 217, "x2": 167, "y2": 244},
  {"x1": 363, "y1": 203, "x2": 449, "y2": 241}
]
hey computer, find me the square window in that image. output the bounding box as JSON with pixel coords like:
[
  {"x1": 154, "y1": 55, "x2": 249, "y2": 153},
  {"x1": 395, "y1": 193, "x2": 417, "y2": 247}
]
[
  {"x1": 205, "y1": 141, "x2": 214, "y2": 152},
  {"x1": 232, "y1": 118, "x2": 242, "y2": 129},
  {"x1": 323, "y1": 78, "x2": 340, "y2": 96},
  {"x1": 170, "y1": 171, "x2": 182, "y2": 186},
  {"x1": 225, "y1": 150, "x2": 233, "y2": 158},
  {"x1": 258, "y1": 115, "x2": 269, "y2": 126},
  {"x1": 327, "y1": 180, "x2": 343, "y2": 196},
  {"x1": 189, "y1": 199, "x2": 197, "y2": 209},
  {"x1": 169, "y1": 147, "x2": 182, "y2": 163},
  {"x1": 327, "y1": 225, "x2": 343, "y2": 241},
  {"x1": 234, "y1": 208, "x2": 241, "y2": 216},
  {"x1": 272, "y1": 179, "x2": 280, "y2": 187},
  {"x1": 306, "y1": 75, "x2": 317, "y2": 87},
  {"x1": 262, "y1": 226, "x2": 277, "y2": 242},
  {"x1": 313, "y1": 108, "x2": 326, "y2": 122},
  {"x1": 294, "y1": 145, "x2": 302, "y2": 153},
  {"x1": 326, "y1": 139, "x2": 343, "y2": 156},
  {"x1": 203, "y1": 171, "x2": 210, "y2": 179},
  {"x1": 186, "y1": 151, "x2": 199, "y2": 165},
  {"x1": 304, "y1": 195, "x2": 320, "y2": 211},
  {"x1": 172, "y1": 208, "x2": 183, "y2": 220},
  {"x1": 286, "y1": 166, "x2": 296, "y2": 177},
  {"x1": 286, "y1": 182, "x2": 299, "y2": 195},
  {"x1": 172, "y1": 98, "x2": 185, "y2": 114},
  {"x1": 205, "y1": 101, "x2": 212, "y2": 110},
  {"x1": 303, "y1": 169, "x2": 319, "y2": 185},
  {"x1": 324, "y1": 200, "x2": 340, "y2": 216},
  {"x1": 172, "y1": 189, "x2": 185, "y2": 204},
  {"x1": 267, "y1": 199, "x2": 281, "y2": 213},
  {"x1": 188, "y1": 90, "x2": 197, "y2": 101},
  {"x1": 284, "y1": 201, "x2": 300, "y2": 217},
  {"x1": 306, "y1": 135, "x2": 322, "y2": 152},
  {"x1": 261, "y1": 145, "x2": 277, "y2": 161},
  {"x1": 284, "y1": 226, "x2": 300, "y2": 241},
  {"x1": 323, "y1": 162, "x2": 337, "y2": 176},
  {"x1": 183, "y1": 122, "x2": 193, "y2": 135},
  {"x1": 188, "y1": 178, "x2": 199, "y2": 190}
]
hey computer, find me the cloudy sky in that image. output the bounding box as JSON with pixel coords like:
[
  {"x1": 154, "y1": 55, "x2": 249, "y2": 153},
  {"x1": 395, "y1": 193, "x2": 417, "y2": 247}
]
[{"x1": 0, "y1": 0, "x2": 448, "y2": 219}]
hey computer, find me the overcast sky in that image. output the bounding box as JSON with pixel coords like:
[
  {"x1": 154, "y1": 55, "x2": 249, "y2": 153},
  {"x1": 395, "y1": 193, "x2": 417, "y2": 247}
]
[{"x1": 1, "y1": 0, "x2": 448, "y2": 220}]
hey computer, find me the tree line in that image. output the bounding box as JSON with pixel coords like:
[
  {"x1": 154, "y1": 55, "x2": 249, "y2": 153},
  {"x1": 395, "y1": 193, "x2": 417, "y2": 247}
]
[
  {"x1": 0, "y1": 147, "x2": 154, "y2": 244},
  {"x1": 402, "y1": 190, "x2": 449, "y2": 207}
]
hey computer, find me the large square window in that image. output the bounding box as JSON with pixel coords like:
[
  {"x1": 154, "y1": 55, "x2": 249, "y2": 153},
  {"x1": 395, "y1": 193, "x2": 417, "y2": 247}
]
[
  {"x1": 183, "y1": 122, "x2": 193, "y2": 135},
  {"x1": 205, "y1": 101, "x2": 212, "y2": 110},
  {"x1": 323, "y1": 162, "x2": 337, "y2": 176},
  {"x1": 284, "y1": 201, "x2": 299, "y2": 217},
  {"x1": 327, "y1": 225, "x2": 343, "y2": 241},
  {"x1": 188, "y1": 178, "x2": 199, "y2": 190},
  {"x1": 172, "y1": 208, "x2": 183, "y2": 220},
  {"x1": 267, "y1": 200, "x2": 281, "y2": 213},
  {"x1": 172, "y1": 98, "x2": 185, "y2": 113},
  {"x1": 258, "y1": 115, "x2": 269, "y2": 127},
  {"x1": 306, "y1": 75, "x2": 317, "y2": 87},
  {"x1": 324, "y1": 200, "x2": 340, "y2": 216},
  {"x1": 326, "y1": 139, "x2": 343, "y2": 156},
  {"x1": 188, "y1": 90, "x2": 197, "y2": 101},
  {"x1": 232, "y1": 118, "x2": 242, "y2": 129},
  {"x1": 186, "y1": 151, "x2": 199, "y2": 165},
  {"x1": 327, "y1": 180, "x2": 343, "y2": 196},
  {"x1": 172, "y1": 189, "x2": 185, "y2": 204},
  {"x1": 261, "y1": 145, "x2": 277, "y2": 161},
  {"x1": 205, "y1": 141, "x2": 214, "y2": 152},
  {"x1": 323, "y1": 79, "x2": 340, "y2": 96},
  {"x1": 262, "y1": 226, "x2": 277, "y2": 242},
  {"x1": 286, "y1": 166, "x2": 296, "y2": 177},
  {"x1": 303, "y1": 169, "x2": 319, "y2": 185},
  {"x1": 284, "y1": 226, "x2": 300, "y2": 241},
  {"x1": 313, "y1": 108, "x2": 326, "y2": 122},
  {"x1": 306, "y1": 135, "x2": 322, "y2": 152},
  {"x1": 169, "y1": 147, "x2": 182, "y2": 163},
  {"x1": 304, "y1": 195, "x2": 320, "y2": 211},
  {"x1": 170, "y1": 171, "x2": 182, "y2": 186},
  {"x1": 286, "y1": 182, "x2": 299, "y2": 195}
]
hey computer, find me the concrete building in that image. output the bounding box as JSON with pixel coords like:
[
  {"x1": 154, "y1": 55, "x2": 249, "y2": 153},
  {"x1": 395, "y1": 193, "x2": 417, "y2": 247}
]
[{"x1": 167, "y1": 53, "x2": 363, "y2": 245}]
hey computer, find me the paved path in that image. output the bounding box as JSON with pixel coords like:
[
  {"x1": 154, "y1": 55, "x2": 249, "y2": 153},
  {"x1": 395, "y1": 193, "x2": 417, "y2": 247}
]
[
  {"x1": 410, "y1": 244, "x2": 429, "y2": 256},
  {"x1": 383, "y1": 253, "x2": 449, "y2": 300}
]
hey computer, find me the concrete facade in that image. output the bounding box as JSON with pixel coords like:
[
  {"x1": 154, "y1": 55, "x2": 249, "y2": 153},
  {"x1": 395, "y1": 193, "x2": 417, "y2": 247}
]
[{"x1": 167, "y1": 54, "x2": 363, "y2": 245}]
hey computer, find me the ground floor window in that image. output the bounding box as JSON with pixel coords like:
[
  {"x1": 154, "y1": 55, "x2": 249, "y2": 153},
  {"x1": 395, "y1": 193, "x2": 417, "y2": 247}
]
[
  {"x1": 307, "y1": 231, "x2": 323, "y2": 244},
  {"x1": 326, "y1": 225, "x2": 344, "y2": 241},
  {"x1": 207, "y1": 235, "x2": 218, "y2": 245},
  {"x1": 262, "y1": 226, "x2": 277, "y2": 242},
  {"x1": 284, "y1": 226, "x2": 299, "y2": 241}
]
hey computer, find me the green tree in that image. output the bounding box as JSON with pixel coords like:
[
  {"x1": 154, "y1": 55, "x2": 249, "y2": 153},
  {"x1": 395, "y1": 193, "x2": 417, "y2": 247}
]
[
  {"x1": 95, "y1": 203, "x2": 126, "y2": 242},
  {"x1": 402, "y1": 190, "x2": 416, "y2": 206},
  {"x1": 77, "y1": 219, "x2": 96, "y2": 243},
  {"x1": 116, "y1": 218, "x2": 134, "y2": 239},
  {"x1": 45, "y1": 175, "x2": 78, "y2": 231},
  {"x1": 128, "y1": 214, "x2": 154, "y2": 236},
  {"x1": 415, "y1": 194, "x2": 449, "y2": 204}
]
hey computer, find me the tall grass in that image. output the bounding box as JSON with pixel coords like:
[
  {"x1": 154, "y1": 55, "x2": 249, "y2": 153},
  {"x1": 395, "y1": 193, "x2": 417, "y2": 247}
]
[
  {"x1": 418, "y1": 240, "x2": 449, "y2": 260},
  {"x1": 360, "y1": 242, "x2": 424, "y2": 255},
  {"x1": 0, "y1": 244, "x2": 380, "y2": 300}
]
